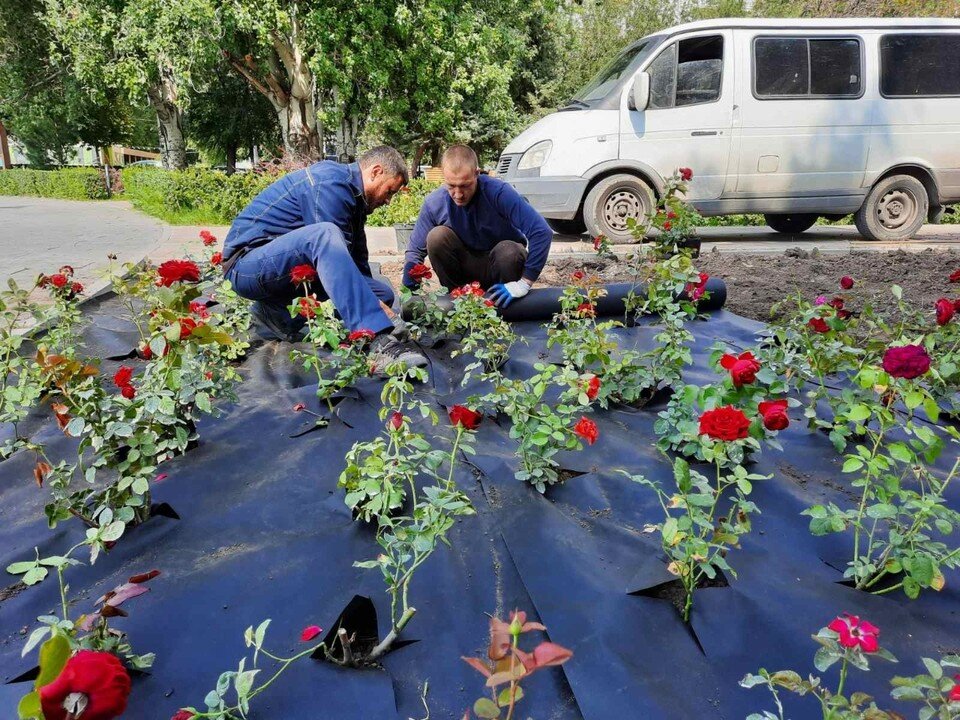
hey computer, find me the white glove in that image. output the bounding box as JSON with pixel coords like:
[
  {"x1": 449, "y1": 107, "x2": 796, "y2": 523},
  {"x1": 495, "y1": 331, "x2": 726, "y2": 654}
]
[{"x1": 487, "y1": 279, "x2": 531, "y2": 308}]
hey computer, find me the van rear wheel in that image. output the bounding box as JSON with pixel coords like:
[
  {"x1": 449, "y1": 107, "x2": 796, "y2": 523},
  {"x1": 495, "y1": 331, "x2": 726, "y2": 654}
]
[
  {"x1": 583, "y1": 174, "x2": 655, "y2": 243},
  {"x1": 764, "y1": 213, "x2": 818, "y2": 234},
  {"x1": 854, "y1": 174, "x2": 928, "y2": 241}
]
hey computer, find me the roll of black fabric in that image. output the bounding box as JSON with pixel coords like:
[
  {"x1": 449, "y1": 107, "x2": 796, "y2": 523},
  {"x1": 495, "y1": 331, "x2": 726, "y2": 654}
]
[{"x1": 402, "y1": 277, "x2": 727, "y2": 322}]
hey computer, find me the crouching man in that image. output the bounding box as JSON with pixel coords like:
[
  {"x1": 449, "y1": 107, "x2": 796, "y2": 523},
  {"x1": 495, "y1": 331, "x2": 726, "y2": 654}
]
[
  {"x1": 401, "y1": 145, "x2": 552, "y2": 307},
  {"x1": 221, "y1": 146, "x2": 426, "y2": 371}
]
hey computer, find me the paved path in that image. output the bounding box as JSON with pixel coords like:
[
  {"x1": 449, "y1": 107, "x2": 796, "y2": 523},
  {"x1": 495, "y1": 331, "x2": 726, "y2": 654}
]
[{"x1": 5, "y1": 197, "x2": 960, "y2": 303}]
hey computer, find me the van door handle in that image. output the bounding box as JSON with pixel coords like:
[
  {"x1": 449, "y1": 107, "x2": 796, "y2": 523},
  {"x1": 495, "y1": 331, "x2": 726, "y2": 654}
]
[{"x1": 691, "y1": 130, "x2": 718, "y2": 136}]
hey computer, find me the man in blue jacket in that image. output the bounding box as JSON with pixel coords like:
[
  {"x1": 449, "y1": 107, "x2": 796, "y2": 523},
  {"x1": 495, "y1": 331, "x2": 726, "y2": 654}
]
[
  {"x1": 222, "y1": 146, "x2": 426, "y2": 370},
  {"x1": 401, "y1": 145, "x2": 552, "y2": 307}
]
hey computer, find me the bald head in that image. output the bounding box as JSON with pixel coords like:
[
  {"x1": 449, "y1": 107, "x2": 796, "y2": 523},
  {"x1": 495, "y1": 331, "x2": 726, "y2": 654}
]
[{"x1": 441, "y1": 145, "x2": 480, "y2": 206}]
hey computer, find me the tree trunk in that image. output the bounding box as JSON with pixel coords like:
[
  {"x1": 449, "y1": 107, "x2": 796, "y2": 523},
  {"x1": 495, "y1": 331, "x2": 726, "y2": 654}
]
[
  {"x1": 0, "y1": 121, "x2": 11, "y2": 169},
  {"x1": 410, "y1": 142, "x2": 429, "y2": 180},
  {"x1": 146, "y1": 67, "x2": 187, "y2": 170},
  {"x1": 226, "y1": 144, "x2": 237, "y2": 175}
]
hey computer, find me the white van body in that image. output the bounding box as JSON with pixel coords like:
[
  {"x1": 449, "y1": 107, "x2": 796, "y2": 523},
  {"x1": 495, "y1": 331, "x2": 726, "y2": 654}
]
[{"x1": 498, "y1": 18, "x2": 960, "y2": 242}]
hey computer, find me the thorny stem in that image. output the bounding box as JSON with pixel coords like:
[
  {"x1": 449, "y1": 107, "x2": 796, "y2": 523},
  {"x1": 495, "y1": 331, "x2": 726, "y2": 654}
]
[{"x1": 852, "y1": 429, "x2": 887, "y2": 589}]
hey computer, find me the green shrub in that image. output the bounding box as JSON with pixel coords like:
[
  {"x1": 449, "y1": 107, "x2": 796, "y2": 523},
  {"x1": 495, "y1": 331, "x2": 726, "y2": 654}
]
[
  {"x1": 0, "y1": 167, "x2": 113, "y2": 200},
  {"x1": 367, "y1": 179, "x2": 440, "y2": 226}
]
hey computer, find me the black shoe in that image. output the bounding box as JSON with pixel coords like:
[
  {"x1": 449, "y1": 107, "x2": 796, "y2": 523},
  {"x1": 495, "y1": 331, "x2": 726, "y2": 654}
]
[{"x1": 367, "y1": 333, "x2": 428, "y2": 376}]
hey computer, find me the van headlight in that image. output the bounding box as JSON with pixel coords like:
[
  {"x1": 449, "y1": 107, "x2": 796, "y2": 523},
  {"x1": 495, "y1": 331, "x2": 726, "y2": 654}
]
[{"x1": 517, "y1": 140, "x2": 552, "y2": 170}]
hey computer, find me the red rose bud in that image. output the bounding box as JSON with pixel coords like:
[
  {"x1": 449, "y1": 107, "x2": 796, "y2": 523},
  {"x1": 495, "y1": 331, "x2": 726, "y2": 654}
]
[
  {"x1": 50, "y1": 273, "x2": 68, "y2": 288},
  {"x1": 719, "y1": 351, "x2": 761, "y2": 387},
  {"x1": 389, "y1": 411, "x2": 404, "y2": 430},
  {"x1": 698, "y1": 406, "x2": 751, "y2": 441},
  {"x1": 679, "y1": 167, "x2": 693, "y2": 181},
  {"x1": 58, "y1": 265, "x2": 74, "y2": 277},
  {"x1": 584, "y1": 375, "x2": 600, "y2": 400},
  {"x1": 290, "y1": 264, "x2": 318, "y2": 284},
  {"x1": 827, "y1": 614, "x2": 879, "y2": 654},
  {"x1": 156, "y1": 259, "x2": 201, "y2": 287},
  {"x1": 572, "y1": 270, "x2": 585, "y2": 281},
  {"x1": 663, "y1": 220, "x2": 672, "y2": 231},
  {"x1": 39, "y1": 650, "x2": 131, "y2": 720},
  {"x1": 839, "y1": 276, "x2": 854, "y2": 290},
  {"x1": 347, "y1": 329, "x2": 376, "y2": 343},
  {"x1": 949, "y1": 269, "x2": 960, "y2": 283},
  {"x1": 449, "y1": 405, "x2": 482, "y2": 430},
  {"x1": 121, "y1": 385, "x2": 136, "y2": 400},
  {"x1": 807, "y1": 317, "x2": 830, "y2": 334},
  {"x1": 935, "y1": 297, "x2": 955, "y2": 326},
  {"x1": 199, "y1": 230, "x2": 217, "y2": 246},
  {"x1": 37, "y1": 274, "x2": 50, "y2": 288},
  {"x1": 573, "y1": 416, "x2": 599, "y2": 445},
  {"x1": 113, "y1": 366, "x2": 134, "y2": 388},
  {"x1": 210, "y1": 251, "x2": 223, "y2": 266},
  {"x1": 882, "y1": 344, "x2": 931, "y2": 379},
  {"x1": 301, "y1": 625, "x2": 323, "y2": 642},
  {"x1": 667, "y1": 211, "x2": 677, "y2": 220},
  {"x1": 172, "y1": 711, "x2": 196, "y2": 720},
  {"x1": 758, "y1": 399, "x2": 789, "y2": 431}
]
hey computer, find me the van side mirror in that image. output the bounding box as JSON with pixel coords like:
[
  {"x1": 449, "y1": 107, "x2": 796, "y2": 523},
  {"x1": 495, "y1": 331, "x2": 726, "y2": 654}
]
[{"x1": 629, "y1": 72, "x2": 650, "y2": 111}]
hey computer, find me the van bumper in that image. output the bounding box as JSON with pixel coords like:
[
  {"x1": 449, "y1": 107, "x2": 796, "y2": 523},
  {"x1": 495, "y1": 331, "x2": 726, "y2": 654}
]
[{"x1": 505, "y1": 176, "x2": 588, "y2": 220}]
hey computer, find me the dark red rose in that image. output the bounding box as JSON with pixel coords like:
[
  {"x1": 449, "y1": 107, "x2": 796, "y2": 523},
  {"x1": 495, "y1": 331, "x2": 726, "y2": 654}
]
[
  {"x1": 409, "y1": 263, "x2": 433, "y2": 284},
  {"x1": 178, "y1": 317, "x2": 198, "y2": 340},
  {"x1": 121, "y1": 385, "x2": 136, "y2": 400},
  {"x1": 189, "y1": 301, "x2": 211, "y2": 319},
  {"x1": 808, "y1": 317, "x2": 830, "y2": 333},
  {"x1": 290, "y1": 264, "x2": 318, "y2": 284},
  {"x1": 839, "y1": 276, "x2": 854, "y2": 290},
  {"x1": 584, "y1": 375, "x2": 600, "y2": 400},
  {"x1": 758, "y1": 399, "x2": 789, "y2": 431},
  {"x1": 950, "y1": 269, "x2": 960, "y2": 283},
  {"x1": 298, "y1": 296, "x2": 318, "y2": 319},
  {"x1": 935, "y1": 298, "x2": 955, "y2": 326},
  {"x1": 576, "y1": 302, "x2": 595, "y2": 317},
  {"x1": 389, "y1": 411, "x2": 404, "y2": 430},
  {"x1": 573, "y1": 416, "x2": 599, "y2": 445},
  {"x1": 828, "y1": 614, "x2": 879, "y2": 653},
  {"x1": 347, "y1": 329, "x2": 376, "y2": 344},
  {"x1": 667, "y1": 210, "x2": 677, "y2": 220},
  {"x1": 679, "y1": 167, "x2": 693, "y2": 181},
  {"x1": 572, "y1": 270, "x2": 585, "y2": 281},
  {"x1": 449, "y1": 405, "x2": 482, "y2": 430},
  {"x1": 70, "y1": 281, "x2": 84, "y2": 296},
  {"x1": 698, "y1": 406, "x2": 751, "y2": 441},
  {"x1": 719, "y1": 351, "x2": 761, "y2": 387},
  {"x1": 199, "y1": 230, "x2": 217, "y2": 246},
  {"x1": 50, "y1": 273, "x2": 68, "y2": 288},
  {"x1": 882, "y1": 344, "x2": 930, "y2": 379},
  {"x1": 157, "y1": 259, "x2": 200, "y2": 287},
  {"x1": 172, "y1": 711, "x2": 196, "y2": 720},
  {"x1": 829, "y1": 297, "x2": 845, "y2": 309},
  {"x1": 663, "y1": 220, "x2": 672, "y2": 231},
  {"x1": 58, "y1": 265, "x2": 74, "y2": 277},
  {"x1": 39, "y1": 650, "x2": 131, "y2": 720},
  {"x1": 210, "y1": 251, "x2": 223, "y2": 266},
  {"x1": 113, "y1": 366, "x2": 134, "y2": 388},
  {"x1": 301, "y1": 625, "x2": 323, "y2": 642},
  {"x1": 686, "y1": 272, "x2": 709, "y2": 302}
]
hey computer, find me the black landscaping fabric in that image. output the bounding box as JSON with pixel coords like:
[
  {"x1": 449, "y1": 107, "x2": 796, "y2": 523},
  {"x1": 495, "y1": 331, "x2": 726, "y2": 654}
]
[{"x1": 1, "y1": 290, "x2": 959, "y2": 720}]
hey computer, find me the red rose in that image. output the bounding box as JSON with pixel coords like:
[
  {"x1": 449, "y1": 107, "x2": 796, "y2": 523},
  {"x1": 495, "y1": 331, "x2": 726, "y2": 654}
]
[
  {"x1": 758, "y1": 399, "x2": 789, "y2": 431},
  {"x1": 949, "y1": 269, "x2": 960, "y2": 283},
  {"x1": 839, "y1": 276, "x2": 854, "y2": 290},
  {"x1": 347, "y1": 329, "x2": 376, "y2": 344},
  {"x1": 719, "y1": 351, "x2": 761, "y2": 387},
  {"x1": 593, "y1": 235, "x2": 603, "y2": 250},
  {"x1": 189, "y1": 301, "x2": 211, "y2": 319},
  {"x1": 121, "y1": 385, "x2": 136, "y2": 400},
  {"x1": 827, "y1": 614, "x2": 879, "y2": 654},
  {"x1": 172, "y1": 711, "x2": 196, "y2": 720},
  {"x1": 50, "y1": 273, "x2": 68, "y2": 288},
  {"x1": 178, "y1": 317, "x2": 198, "y2": 340},
  {"x1": 199, "y1": 230, "x2": 217, "y2": 246},
  {"x1": 698, "y1": 406, "x2": 751, "y2": 441},
  {"x1": 686, "y1": 272, "x2": 709, "y2": 302},
  {"x1": 576, "y1": 302, "x2": 595, "y2": 317},
  {"x1": 298, "y1": 296, "x2": 318, "y2": 319},
  {"x1": 113, "y1": 366, "x2": 134, "y2": 388},
  {"x1": 409, "y1": 263, "x2": 433, "y2": 283},
  {"x1": 949, "y1": 676, "x2": 960, "y2": 703},
  {"x1": 663, "y1": 220, "x2": 672, "y2": 231},
  {"x1": 449, "y1": 405, "x2": 482, "y2": 430},
  {"x1": 39, "y1": 650, "x2": 131, "y2": 720},
  {"x1": 882, "y1": 344, "x2": 930, "y2": 379},
  {"x1": 301, "y1": 625, "x2": 323, "y2": 642},
  {"x1": 572, "y1": 270, "x2": 585, "y2": 281},
  {"x1": 290, "y1": 264, "x2": 318, "y2": 284},
  {"x1": 138, "y1": 343, "x2": 153, "y2": 360},
  {"x1": 584, "y1": 375, "x2": 600, "y2": 400},
  {"x1": 157, "y1": 259, "x2": 200, "y2": 287},
  {"x1": 210, "y1": 252, "x2": 223, "y2": 266},
  {"x1": 679, "y1": 167, "x2": 693, "y2": 181},
  {"x1": 389, "y1": 411, "x2": 404, "y2": 430},
  {"x1": 204, "y1": 371, "x2": 213, "y2": 380},
  {"x1": 69, "y1": 282, "x2": 84, "y2": 296},
  {"x1": 667, "y1": 211, "x2": 677, "y2": 220},
  {"x1": 807, "y1": 317, "x2": 830, "y2": 333},
  {"x1": 935, "y1": 297, "x2": 955, "y2": 326},
  {"x1": 573, "y1": 416, "x2": 599, "y2": 445},
  {"x1": 451, "y1": 282, "x2": 485, "y2": 299}
]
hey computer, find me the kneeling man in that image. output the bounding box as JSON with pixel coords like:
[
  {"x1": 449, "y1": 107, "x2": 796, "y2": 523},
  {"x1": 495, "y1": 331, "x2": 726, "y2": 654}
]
[{"x1": 401, "y1": 145, "x2": 552, "y2": 307}]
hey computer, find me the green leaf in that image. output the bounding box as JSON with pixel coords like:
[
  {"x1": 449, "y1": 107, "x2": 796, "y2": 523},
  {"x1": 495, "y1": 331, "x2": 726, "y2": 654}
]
[
  {"x1": 473, "y1": 697, "x2": 501, "y2": 719},
  {"x1": 887, "y1": 442, "x2": 912, "y2": 463},
  {"x1": 35, "y1": 634, "x2": 71, "y2": 689},
  {"x1": 921, "y1": 657, "x2": 942, "y2": 679},
  {"x1": 17, "y1": 691, "x2": 41, "y2": 720},
  {"x1": 842, "y1": 457, "x2": 864, "y2": 473},
  {"x1": 99, "y1": 521, "x2": 125, "y2": 543},
  {"x1": 814, "y1": 646, "x2": 840, "y2": 673},
  {"x1": 21, "y1": 627, "x2": 50, "y2": 658},
  {"x1": 497, "y1": 685, "x2": 524, "y2": 707},
  {"x1": 6, "y1": 561, "x2": 37, "y2": 575}
]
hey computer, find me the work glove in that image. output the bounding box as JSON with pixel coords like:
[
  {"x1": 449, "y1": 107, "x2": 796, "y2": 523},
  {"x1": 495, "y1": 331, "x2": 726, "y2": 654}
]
[{"x1": 486, "y1": 279, "x2": 531, "y2": 308}]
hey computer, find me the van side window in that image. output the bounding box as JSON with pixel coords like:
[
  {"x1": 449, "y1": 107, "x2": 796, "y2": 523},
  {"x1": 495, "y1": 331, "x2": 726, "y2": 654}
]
[
  {"x1": 647, "y1": 35, "x2": 723, "y2": 110},
  {"x1": 754, "y1": 37, "x2": 862, "y2": 99},
  {"x1": 880, "y1": 34, "x2": 960, "y2": 97}
]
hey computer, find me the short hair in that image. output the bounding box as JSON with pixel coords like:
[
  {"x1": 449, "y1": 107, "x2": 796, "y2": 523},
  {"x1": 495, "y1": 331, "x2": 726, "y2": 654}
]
[
  {"x1": 359, "y1": 145, "x2": 409, "y2": 184},
  {"x1": 441, "y1": 145, "x2": 478, "y2": 172}
]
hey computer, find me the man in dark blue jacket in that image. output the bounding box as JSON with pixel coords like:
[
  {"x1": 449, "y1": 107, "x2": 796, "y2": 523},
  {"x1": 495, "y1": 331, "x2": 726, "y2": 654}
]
[
  {"x1": 401, "y1": 145, "x2": 552, "y2": 307},
  {"x1": 222, "y1": 146, "x2": 426, "y2": 370}
]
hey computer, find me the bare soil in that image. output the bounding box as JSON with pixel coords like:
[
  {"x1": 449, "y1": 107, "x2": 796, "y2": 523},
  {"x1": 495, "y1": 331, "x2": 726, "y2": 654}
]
[{"x1": 381, "y1": 247, "x2": 960, "y2": 323}]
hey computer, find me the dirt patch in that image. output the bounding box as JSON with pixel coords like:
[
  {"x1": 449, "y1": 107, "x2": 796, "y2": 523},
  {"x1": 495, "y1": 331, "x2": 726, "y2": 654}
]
[
  {"x1": 0, "y1": 581, "x2": 26, "y2": 603},
  {"x1": 380, "y1": 248, "x2": 960, "y2": 324}
]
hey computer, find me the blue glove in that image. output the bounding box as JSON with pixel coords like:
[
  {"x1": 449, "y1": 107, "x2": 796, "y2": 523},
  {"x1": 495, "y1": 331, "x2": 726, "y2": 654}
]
[{"x1": 486, "y1": 279, "x2": 531, "y2": 308}]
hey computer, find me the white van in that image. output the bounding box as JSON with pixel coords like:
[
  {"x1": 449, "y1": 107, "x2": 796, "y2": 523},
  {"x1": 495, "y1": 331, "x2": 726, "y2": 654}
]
[{"x1": 497, "y1": 18, "x2": 960, "y2": 242}]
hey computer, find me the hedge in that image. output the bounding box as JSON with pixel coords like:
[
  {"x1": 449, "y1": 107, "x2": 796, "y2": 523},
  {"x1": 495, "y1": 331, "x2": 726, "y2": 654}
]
[
  {"x1": 366, "y1": 179, "x2": 440, "y2": 226},
  {"x1": 0, "y1": 167, "x2": 118, "y2": 200}
]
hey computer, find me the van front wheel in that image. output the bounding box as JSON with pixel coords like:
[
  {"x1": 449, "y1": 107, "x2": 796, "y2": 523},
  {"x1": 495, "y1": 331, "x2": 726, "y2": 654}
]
[
  {"x1": 764, "y1": 213, "x2": 818, "y2": 234},
  {"x1": 583, "y1": 174, "x2": 655, "y2": 243},
  {"x1": 854, "y1": 175, "x2": 928, "y2": 241}
]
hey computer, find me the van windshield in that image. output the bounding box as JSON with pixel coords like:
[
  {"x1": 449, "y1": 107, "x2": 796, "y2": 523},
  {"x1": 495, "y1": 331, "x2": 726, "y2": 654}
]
[{"x1": 569, "y1": 37, "x2": 662, "y2": 106}]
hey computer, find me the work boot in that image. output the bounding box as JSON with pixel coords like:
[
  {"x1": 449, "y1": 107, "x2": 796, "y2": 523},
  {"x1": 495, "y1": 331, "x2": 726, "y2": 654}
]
[{"x1": 368, "y1": 332, "x2": 428, "y2": 376}]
